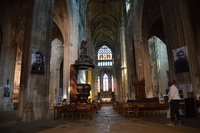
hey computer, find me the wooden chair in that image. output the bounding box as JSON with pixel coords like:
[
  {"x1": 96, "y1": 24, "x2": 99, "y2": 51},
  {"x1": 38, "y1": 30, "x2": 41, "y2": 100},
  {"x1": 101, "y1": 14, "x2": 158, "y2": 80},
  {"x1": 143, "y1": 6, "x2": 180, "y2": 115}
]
[
  {"x1": 113, "y1": 102, "x2": 118, "y2": 112},
  {"x1": 65, "y1": 106, "x2": 77, "y2": 119},
  {"x1": 116, "y1": 103, "x2": 124, "y2": 114},
  {"x1": 123, "y1": 102, "x2": 135, "y2": 117},
  {"x1": 57, "y1": 107, "x2": 67, "y2": 118},
  {"x1": 76, "y1": 106, "x2": 93, "y2": 120}
]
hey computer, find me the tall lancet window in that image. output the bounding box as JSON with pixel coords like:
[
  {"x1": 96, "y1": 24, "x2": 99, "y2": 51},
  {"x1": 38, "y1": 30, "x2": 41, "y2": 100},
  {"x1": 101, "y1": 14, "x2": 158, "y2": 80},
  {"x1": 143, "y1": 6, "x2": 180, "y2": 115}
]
[
  {"x1": 98, "y1": 45, "x2": 113, "y2": 66},
  {"x1": 97, "y1": 76, "x2": 100, "y2": 92},
  {"x1": 103, "y1": 73, "x2": 108, "y2": 91},
  {"x1": 125, "y1": 0, "x2": 131, "y2": 14},
  {"x1": 111, "y1": 76, "x2": 114, "y2": 92}
]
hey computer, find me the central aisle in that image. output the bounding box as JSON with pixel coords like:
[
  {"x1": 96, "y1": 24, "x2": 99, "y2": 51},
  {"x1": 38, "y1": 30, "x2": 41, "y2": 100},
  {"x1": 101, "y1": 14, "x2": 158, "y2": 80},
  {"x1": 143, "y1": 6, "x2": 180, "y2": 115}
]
[{"x1": 39, "y1": 104, "x2": 200, "y2": 133}]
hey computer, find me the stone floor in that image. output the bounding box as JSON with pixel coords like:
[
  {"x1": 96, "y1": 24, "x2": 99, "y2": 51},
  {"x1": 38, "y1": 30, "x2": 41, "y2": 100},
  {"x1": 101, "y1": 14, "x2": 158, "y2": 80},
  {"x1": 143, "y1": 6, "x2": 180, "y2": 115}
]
[{"x1": 0, "y1": 104, "x2": 200, "y2": 133}]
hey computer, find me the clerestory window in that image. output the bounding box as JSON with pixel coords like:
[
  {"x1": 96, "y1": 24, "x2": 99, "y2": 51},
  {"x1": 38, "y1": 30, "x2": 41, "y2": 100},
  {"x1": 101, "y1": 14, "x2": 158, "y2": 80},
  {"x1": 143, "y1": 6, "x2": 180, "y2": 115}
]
[{"x1": 97, "y1": 45, "x2": 113, "y2": 66}]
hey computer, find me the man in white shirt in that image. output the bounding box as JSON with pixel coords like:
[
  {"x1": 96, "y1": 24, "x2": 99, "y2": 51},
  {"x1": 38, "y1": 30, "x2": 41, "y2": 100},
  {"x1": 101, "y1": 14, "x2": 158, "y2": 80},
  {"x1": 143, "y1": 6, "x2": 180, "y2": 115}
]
[{"x1": 166, "y1": 81, "x2": 181, "y2": 127}]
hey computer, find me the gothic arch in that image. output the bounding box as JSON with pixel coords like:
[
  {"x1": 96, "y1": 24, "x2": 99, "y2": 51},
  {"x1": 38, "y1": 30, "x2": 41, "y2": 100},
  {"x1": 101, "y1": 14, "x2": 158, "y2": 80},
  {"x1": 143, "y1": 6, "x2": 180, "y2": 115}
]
[{"x1": 53, "y1": 0, "x2": 79, "y2": 101}]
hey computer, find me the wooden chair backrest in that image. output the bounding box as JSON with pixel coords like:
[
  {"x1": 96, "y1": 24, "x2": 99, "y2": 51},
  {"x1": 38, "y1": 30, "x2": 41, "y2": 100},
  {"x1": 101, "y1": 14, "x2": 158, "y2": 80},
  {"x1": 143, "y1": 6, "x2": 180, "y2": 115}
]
[{"x1": 123, "y1": 102, "x2": 134, "y2": 107}]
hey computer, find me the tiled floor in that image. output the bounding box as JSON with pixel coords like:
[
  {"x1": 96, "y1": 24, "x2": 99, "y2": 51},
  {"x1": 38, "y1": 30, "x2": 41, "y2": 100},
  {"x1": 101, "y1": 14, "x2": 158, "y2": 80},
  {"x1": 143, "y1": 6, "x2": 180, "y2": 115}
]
[{"x1": 0, "y1": 104, "x2": 200, "y2": 133}]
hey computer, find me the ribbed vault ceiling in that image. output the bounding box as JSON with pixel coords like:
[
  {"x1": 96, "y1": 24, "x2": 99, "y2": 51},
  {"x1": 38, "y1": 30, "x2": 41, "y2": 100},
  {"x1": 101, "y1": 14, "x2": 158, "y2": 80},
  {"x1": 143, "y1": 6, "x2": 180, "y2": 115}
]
[{"x1": 87, "y1": 0, "x2": 121, "y2": 47}]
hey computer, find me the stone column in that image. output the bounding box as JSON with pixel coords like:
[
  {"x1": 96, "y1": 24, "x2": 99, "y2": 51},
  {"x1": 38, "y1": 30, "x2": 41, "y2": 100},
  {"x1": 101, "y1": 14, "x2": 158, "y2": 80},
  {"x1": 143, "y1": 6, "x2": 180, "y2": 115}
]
[
  {"x1": 142, "y1": 37, "x2": 154, "y2": 98},
  {"x1": 119, "y1": 5, "x2": 128, "y2": 101},
  {"x1": 18, "y1": 0, "x2": 54, "y2": 121},
  {"x1": 49, "y1": 39, "x2": 63, "y2": 107},
  {"x1": 160, "y1": 0, "x2": 200, "y2": 95},
  {"x1": 133, "y1": 0, "x2": 153, "y2": 98},
  {"x1": 87, "y1": 68, "x2": 93, "y2": 99},
  {"x1": 0, "y1": 4, "x2": 17, "y2": 111},
  {"x1": 61, "y1": 42, "x2": 70, "y2": 103},
  {"x1": 0, "y1": 44, "x2": 15, "y2": 111}
]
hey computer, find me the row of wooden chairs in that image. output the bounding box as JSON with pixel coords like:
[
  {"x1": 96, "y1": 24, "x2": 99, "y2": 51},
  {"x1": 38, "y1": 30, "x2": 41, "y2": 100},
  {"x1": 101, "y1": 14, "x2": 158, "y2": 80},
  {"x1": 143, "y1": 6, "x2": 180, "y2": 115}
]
[
  {"x1": 113, "y1": 102, "x2": 136, "y2": 117},
  {"x1": 113, "y1": 99, "x2": 170, "y2": 117},
  {"x1": 56, "y1": 104, "x2": 97, "y2": 120}
]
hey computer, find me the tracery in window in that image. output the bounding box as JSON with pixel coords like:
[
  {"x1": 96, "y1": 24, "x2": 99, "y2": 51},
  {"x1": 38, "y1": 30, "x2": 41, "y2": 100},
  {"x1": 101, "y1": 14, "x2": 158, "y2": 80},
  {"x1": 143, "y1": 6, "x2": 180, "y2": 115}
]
[{"x1": 97, "y1": 45, "x2": 113, "y2": 66}]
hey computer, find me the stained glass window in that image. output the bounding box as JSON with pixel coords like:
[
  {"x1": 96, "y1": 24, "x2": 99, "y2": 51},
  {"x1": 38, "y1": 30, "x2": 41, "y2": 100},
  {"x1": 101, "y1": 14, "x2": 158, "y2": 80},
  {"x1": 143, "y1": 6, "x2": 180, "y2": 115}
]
[
  {"x1": 97, "y1": 76, "x2": 100, "y2": 92},
  {"x1": 111, "y1": 76, "x2": 114, "y2": 92},
  {"x1": 97, "y1": 45, "x2": 113, "y2": 66},
  {"x1": 103, "y1": 73, "x2": 108, "y2": 91},
  {"x1": 126, "y1": 0, "x2": 131, "y2": 14}
]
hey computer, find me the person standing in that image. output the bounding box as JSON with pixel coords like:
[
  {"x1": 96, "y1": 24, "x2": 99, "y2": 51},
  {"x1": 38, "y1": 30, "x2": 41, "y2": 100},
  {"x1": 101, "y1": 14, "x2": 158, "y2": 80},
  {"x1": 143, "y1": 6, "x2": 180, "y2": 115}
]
[{"x1": 166, "y1": 81, "x2": 182, "y2": 126}]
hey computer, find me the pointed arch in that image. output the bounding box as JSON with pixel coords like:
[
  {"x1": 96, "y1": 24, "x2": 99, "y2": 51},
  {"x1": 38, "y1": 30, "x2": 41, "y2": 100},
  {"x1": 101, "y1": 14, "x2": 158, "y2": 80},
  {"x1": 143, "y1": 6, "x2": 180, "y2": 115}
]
[
  {"x1": 97, "y1": 45, "x2": 113, "y2": 66},
  {"x1": 103, "y1": 73, "x2": 108, "y2": 91},
  {"x1": 148, "y1": 35, "x2": 169, "y2": 96}
]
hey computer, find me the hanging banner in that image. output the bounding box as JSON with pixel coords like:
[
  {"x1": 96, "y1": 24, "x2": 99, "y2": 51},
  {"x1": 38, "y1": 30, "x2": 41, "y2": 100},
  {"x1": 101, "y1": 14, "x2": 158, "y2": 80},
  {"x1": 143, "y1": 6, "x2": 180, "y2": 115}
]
[
  {"x1": 172, "y1": 46, "x2": 189, "y2": 73},
  {"x1": 4, "y1": 85, "x2": 10, "y2": 97},
  {"x1": 31, "y1": 49, "x2": 45, "y2": 75}
]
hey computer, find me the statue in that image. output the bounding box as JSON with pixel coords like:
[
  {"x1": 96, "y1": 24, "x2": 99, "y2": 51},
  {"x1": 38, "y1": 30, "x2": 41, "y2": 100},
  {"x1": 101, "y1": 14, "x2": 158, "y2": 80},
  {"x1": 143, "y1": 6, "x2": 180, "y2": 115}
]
[
  {"x1": 80, "y1": 40, "x2": 87, "y2": 55},
  {"x1": 73, "y1": 40, "x2": 95, "y2": 69}
]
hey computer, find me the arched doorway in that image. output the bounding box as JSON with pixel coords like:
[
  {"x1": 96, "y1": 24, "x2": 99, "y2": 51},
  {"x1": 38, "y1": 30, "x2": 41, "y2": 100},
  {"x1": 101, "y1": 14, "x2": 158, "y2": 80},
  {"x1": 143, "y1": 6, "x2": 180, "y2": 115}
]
[{"x1": 148, "y1": 36, "x2": 169, "y2": 96}]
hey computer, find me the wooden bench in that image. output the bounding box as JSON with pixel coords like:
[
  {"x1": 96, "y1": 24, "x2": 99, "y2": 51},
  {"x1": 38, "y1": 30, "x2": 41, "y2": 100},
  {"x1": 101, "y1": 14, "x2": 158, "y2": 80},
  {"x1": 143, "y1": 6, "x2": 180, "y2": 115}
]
[
  {"x1": 76, "y1": 105, "x2": 93, "y2": 120},
  {"x1": 122, "y1": 102, "x2": 136, "y2": 117},
  {"x1": 54, "y1": 105, "x2": 94, "y2": 120},
  {"x1": 135, "y1": 103, "x2": 169, "y2": 117}
]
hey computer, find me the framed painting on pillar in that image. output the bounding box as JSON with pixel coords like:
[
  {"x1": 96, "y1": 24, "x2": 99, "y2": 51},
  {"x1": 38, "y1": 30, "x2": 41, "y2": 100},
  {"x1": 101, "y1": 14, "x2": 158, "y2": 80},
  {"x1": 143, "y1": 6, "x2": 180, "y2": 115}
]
[
  {"x1": 31, "y1": 49, "x2": 45, "y2": 75},
  {"x1": 172, "y1": 46, "x2": 189, "y2": 73},
  {"x1": 4, "y1": 85, "x2": 10, "y2": 97}
]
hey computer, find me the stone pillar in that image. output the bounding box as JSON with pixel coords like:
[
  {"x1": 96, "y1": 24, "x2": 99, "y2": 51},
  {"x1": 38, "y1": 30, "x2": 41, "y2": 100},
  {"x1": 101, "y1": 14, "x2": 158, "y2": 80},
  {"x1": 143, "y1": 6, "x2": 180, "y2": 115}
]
[
  {"x1": 0, "y1": 6, "x2": 17, "y2": 110},
  {"x1": 131, "y1": 1, "x2": 153, "y2": 98},
  {"x1": 160, "y1": 0, "x2": 200, "y2": 95},
  {"x1": 63, "y1": 42, "x2": 71, "y2": 103},
  {"x1": 87, "y1": 68, "x2": 93, "y2": 99},
  {"x1": 0, "y1": 44, "x2": 15, "y2": 111},
  {"x1": 18, "y1": 0, "x2": 54, "y2": 121},
  {"x1": 108, "y1": 74, "x2": 112, "y2": 92},
  {"x1": 119, "y1": 6, "x2": 128, "y2": 101},
  {"x1": 49, "y1": 39, "x2": 63, "y2": 107},
  {"x1": 142, "y1": 38, "x2": 154, "y2": 98}
]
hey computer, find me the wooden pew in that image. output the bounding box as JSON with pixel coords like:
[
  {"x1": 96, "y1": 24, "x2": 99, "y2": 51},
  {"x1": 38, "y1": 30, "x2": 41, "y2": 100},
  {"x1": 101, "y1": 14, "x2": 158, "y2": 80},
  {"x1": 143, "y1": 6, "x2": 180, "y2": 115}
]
[
  {"x1": 135, "y1": 103, "x2": 169, "y2": 117},
  {"x1": 76, "y1": 105, "x2": 93, "y2": 120},
  {"x1": 122, "y1": 102, "x2": 136, "y2": 117},
  {"x1": 54, "y1": 104, "x2": 95, "y2": 120},
  {"x1": 131, "y1": 97, "x2": 169, "y2": 117}
]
